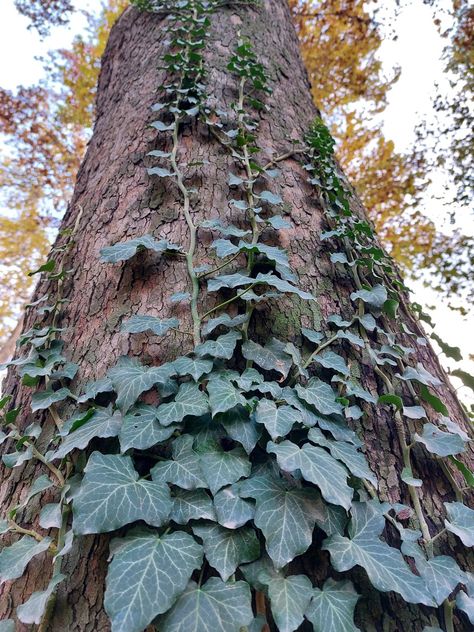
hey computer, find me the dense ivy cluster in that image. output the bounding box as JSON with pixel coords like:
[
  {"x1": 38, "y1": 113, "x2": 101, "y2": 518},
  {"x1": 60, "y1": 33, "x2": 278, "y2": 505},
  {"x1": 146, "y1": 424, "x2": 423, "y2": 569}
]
[{"x1": 0, "y1": 1, "x2": 473, "y2": 631}]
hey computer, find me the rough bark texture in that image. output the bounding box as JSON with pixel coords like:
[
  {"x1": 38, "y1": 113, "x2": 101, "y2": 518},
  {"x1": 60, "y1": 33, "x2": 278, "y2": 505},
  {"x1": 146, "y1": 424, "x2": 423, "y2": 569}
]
[{"x1": 0, "y1": 1, "x2": 472, "y2": 630}]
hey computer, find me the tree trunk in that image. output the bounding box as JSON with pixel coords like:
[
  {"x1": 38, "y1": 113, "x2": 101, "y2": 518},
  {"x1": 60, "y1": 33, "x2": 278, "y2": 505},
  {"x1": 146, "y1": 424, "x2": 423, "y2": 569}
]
[{"x1": 1, "y1": 1, "x2": 472, "y2": 631}]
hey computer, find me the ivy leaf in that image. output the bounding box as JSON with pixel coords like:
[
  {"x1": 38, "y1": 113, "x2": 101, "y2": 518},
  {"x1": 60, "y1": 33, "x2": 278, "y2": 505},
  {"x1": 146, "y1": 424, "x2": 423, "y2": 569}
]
[
  {"x1": 170, "y1": 291, "x2": 191, "y2": 303},
  {"x1": 268, "y1": 441, "x2": 352, "y2": 510},
  {"x1": 108, "y1": 356, "x2": 176, "y2": 413},
  {"x1": 401, "y1": 467, "x2": 422, "y2": 487},
  {"x1": 213, "y1": 484, "x2": 255, "y2": 529},
  {"x1": 419, "y1": 385, "x2": 449, "y2": 416},
  {"x1": 254, "y1": 273, "x2": 313, "y2": 300},
  {"x1": 200, "y1": 219, "x2": 251, "y2": 238},
  {"x1": 17, "y1": 573, "x2": 65, "y2": 624},
  {"x1": 308, "y1": 428, "x2": 377, "y2": 487},
  {"x1": 403, "y1": 406, "x2": 426, "y2": 419},
  {"x1": 323, "y1": 502, "x2": 435, "y2": 606},
  {"x1": 242, "y1": 338, "x2": 293, "y2": 379},
  {"x1": 2, "y1": 446, "x2": 34, "y2": 469},
  {"x1": 259, "y1": 190, "x2": 283, "y2": 205},
  {"x1": 208, "y1": 377, "x2": 245, "y2": 416},
  {"x1": 147, "y1": 166, "x2": 174, "y2": 177},
  {"x1": 456, "y1": 584, "x2": 474, "y2": 625},
  {"x1": 159, "y1": 577, "x2": 253, "y2": 632},
  {"x1": 151, "y1": 434, "x2": 207, "y2": 490},
  {"x1": 53, "y1": 407, "x2": 122, "y2": 460},
  {"x1": 0, "y1": 536, "x2": 52, "y2": 583},
  {"x1": 239, "y1": 472, "x2": 324, "y2": 567},
  {"x1": 414, "y1": 423, "x2": 466, "y2": 457},
  {"x1": 0, "y1": 622, "x2": 14, "y2": 632},
  {"x1": 305, "y1": 578, "x2": 360, "y2": 632},
  {"x1": 217, "y1": 406, "x2": 261, "y2": 454},
  {"x1": 301, "y1": 328, "x2": 324, "y2": 344},
  {"x1": 378, "y1": 394, "x2": 403, "y2": 410},
  {"x1": 76, "y1": 376, "x2": 114, "y2": 403},
  {"x1": 336, "y1": 330, "x2": 365, "y2": 348},
  {"x1": 199, "y1": 442, "x2": 251, "y2": 494},
  {"x1": 119, "y1": 404, "x2": 179, "y2": 452},
  {"x1": 100, "y1": 234, "x2": 181, "y2": 263},
  {"x1": 407, "y1": 547, "x2": 465, "y2": 605},
  {"x1": 121, "y1": 315, "x2": 179, "y2": 336},
  {"x1": 267, "y1": 215, "x2": 291, "y2": 230},
  {"x1": 195, "y1": 331, "x2": 242, "y2": 360},
  {"x1": 39, "y1": 503, "x2": 63, "y2": 529},
  {"x1": 313, "y1": 351, "x2": 350, "y2": 376},
  {"x1": 157, "y1": 382, "x2": 209, "y2": 425},
  {"x1": 202, "y1": 313, "x2": 249, "y2": 337},
  {"x1": 430, "y1": 332, "x2": 462, "y2": 361},
  {"x1": 228, "y1": 173, "x2": 244, "y2": 186},
  {"x1": 173, "y1": 356, "x2": 213, "y2": 381},
  {"x1": 396, "y1": 364, "x2": 442, "y2": 387},
  {"x1": 266, "y1": 575, "x2": 313, "y2": 632},
  {"x1": 350, "y1": 284, "x2": 387, "y2": 309},
  {"x1": 31, "y1": 387, "x2": 72, "y2": 412},
  {"x1": 104, "y1": 529, "x2": 203, "y2": 632},
  {"x1": 450, "y1": 368, "x2": 474, "y2": 393},
  {"x1": 255, "y1": 399, "x2": 301, "y2": 440},
  {"x1": 193, "y1": 523, "x2": 260, "y2": 581},
  {"x1": 170, "y1": 489, "x2": 216, "y2": 524},
  {"x1": 295, "y1": 378, "x2": 343, "y2": 416},
  {"x1": 73, "y1": 452, "x2": 172, "y2": 534},
  {"x1": 150, "y1": 120, "x2": 175, "y2": 131},
  {"x1": 444, "y1": 502, "x2": 474, "y2": 547}
]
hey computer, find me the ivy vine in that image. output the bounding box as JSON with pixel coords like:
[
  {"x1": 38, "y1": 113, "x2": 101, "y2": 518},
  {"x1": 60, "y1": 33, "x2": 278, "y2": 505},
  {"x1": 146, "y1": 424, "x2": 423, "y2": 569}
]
[{"x1": 0, "y1": 1, "x2": 473, "y2": 631}]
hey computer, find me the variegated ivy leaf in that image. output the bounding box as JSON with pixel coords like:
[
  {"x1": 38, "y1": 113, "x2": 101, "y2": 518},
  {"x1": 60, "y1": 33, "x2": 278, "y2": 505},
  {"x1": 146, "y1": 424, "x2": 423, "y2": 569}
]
[
  {"x1": 108, "y1": 356, "x2": 176, "y2": 413},
  {"x1": 414, "y1": 423, "x2": 466, "y2": 457},
  {"x1": 239, "y1": 472, "x2": 324, "y2": 567},
  {"x1": 217, "y1": 406, "x2": 261, "y2": 454},
  {"x1": 151, "y1": 434, "x2": 207, "y2": 490},
  {"x1": 266, "y1": 574, "x2": 313, "y2": 632},
  {"x1": 195, "y1": 330, "x2": 242, "y2": 360},
  {"x1": 305, "y1": 578, "x2": 361, "y2": 632},
  {"x1": 170, "y1": 489, "x2": 216, "y2": 524},
  {"x1": 105, "y1": 529, "x2": 203, "y2": 632},
  {"x1": 30, "y1": 387, "x2": 72, "y2": 412},
  {"x1": 119, "y1": 404, "x2": 180, "y2": 452},
  {"x1": 121, "y1": 315, "x2": 179, "y2": 336},
  {"x1": 213, "y1": 484, "x2": 255, "y2": 529},
  {"x1": 159, "y1": 578, "x2": 253, "y2": 632},
  {"x1": 207, "y1": 377, "x2": 245, "y2": 416},
  {"x1": 17, "y1": 573, "x2": 65, "y2": 624},
  {"x1": 76, "y1": 376, "x2": 114, "y2": 403},
  {"x1": 322, "y1": 502, "x2": 435, "y2": 606},
  {"x1": 157, "y1": 382, "x2": 209, "y2": 425},
  {"x1": 350, "y1": 284, "x2": 387, "y2": 309},
  {"x1": 202, "y1": 313, "x2": 249, "y2": 337},
  {"x1": 242, "y1": 338, "x2": 293, "y2": 379},
  {"x1": 100, "y1": 234, "x2": 181, "y2": 263},
  {"x1": 199, "y1": 442, "x2": 251, "y2": 494},
  {"x1": 172, "y1": 356, "x2": 214, "y2": 381},
  {"x1": 312, "y1": 350, "x2": 350, "y2": 376},
  {"x1": 53, "y1": 406, "x2": 122, "y2": 460},
  {"x1": 444, "y1": 501, "x2": 474, "y2": 547},
  {"x1": 192, "y1": 523, "x2": 260, "y2": 581},
  {"x1": 0, "y1": 536, "x2": 52, "y2": 583},
  {"x1": 308, "y1": 427, "x2": 377, "y2": 487},
  {"x1": 295, "y1": 377, "x2": 343, "y2": 416},
  {"x1": 268, "y1": 440, "x2": 352, "y2": 510},
  {"x1": 73, "y1": 452, "x2": 172, "y2": 534},
  {"x1": 255, "y1": 399, "x2": 301, "y2": 440}
]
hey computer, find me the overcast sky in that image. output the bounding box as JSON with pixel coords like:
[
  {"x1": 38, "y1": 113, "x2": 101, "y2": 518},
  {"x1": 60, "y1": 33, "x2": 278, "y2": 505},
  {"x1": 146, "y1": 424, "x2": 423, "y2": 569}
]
[{"x1": 0, "y1": 0, "x2": 472, "y2": 401}]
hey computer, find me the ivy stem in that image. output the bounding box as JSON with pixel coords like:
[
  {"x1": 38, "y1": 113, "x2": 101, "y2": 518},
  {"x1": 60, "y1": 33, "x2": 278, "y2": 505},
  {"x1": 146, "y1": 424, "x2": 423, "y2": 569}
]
[
  {"x1": 261, "y1": 147, "x2": 307, "y2": 172},
  {"x1": 444, "y1": 599, "x2": 455, "y2": 632},
  {"x1": 26, "y1": 442, "x2": 65, "y2": 488},
  {"x1": 197, "y1": 252, "x2": 242, "y2": 279},
  {"x1": 200, "y1": 283, "x2": 258, "y2": 320},
  {"x1": 8, "y1": 519, "x2": 48, "y2": 545},
  {"x1": 302, "y1": 333, "x2": 339, "y2": 370}
]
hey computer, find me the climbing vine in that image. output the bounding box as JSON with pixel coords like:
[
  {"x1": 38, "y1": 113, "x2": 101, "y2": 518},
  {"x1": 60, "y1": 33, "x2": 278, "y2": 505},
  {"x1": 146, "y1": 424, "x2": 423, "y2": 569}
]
[{"x1": 0, "y1": 1, "x2": 473, "y2": 631}]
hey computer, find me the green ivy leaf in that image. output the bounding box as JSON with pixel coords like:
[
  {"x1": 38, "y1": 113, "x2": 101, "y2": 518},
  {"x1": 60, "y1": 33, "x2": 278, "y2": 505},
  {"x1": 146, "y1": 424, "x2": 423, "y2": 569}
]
[
  {"x1": 213, "y1": 484, "x2": 255, "y2": 529},
  {"x1": 430, "y1": 332, "x2": 462, "y2": 361},
  {"x1": 323, "y1": 502, "x2": 435, "y2": 606},
  {"x1": 202, "y1": 313, "x2": 249, "y2": 336},
  {"x1": 31, "y1": 387, "x2": 72, "y2": 412},
  {"x1": 193, "y1": 523, "x2": 260, "y2": 581},
  {"x1": 119, "y1": 404, "x2": 179, "y2": 452},
  {"x1": 396, "y1": 364, "x2": 442, "y2": 387},
  {"x1": 266, "y1": 574, "x2": 313, "y2": 632},
  {"x1": 199, "y1": 442, "x2": 251, "y2": 494},
  {"x1": 105, "y1": 529, "x2": 203, "y2": 632},
  {"x1": 100, "y1": 234, "x2": 181, "y2": 263},
  {"x1": 200, "y1": 219, "x2": 251, "y2": 238},
  {"x1": 255, "y1": 399, "x2": 301, "y2": 440},
  {"x1": 217, "y1": 406, "x2": 261, "y2": 454},
  {"x1": 267, "y1": 215, "x2": 291, "y2": 230},
  {"x1": 456, "y1": 584, "x2": 474, "y2": 624},
  {"x1": 268, "y1": 441, "x2": 352, "y2": 510},
  {"x1": 170, "y1": 489, "x2": 216, "y2": 524},
  {"x1": 312, "y1": 351, "x2": 350, "y2": 377},
  {"x1": 17, "y1": 573, "x2": 65, "y2": 624},
  {"x1": 121, "y1": 315, "x2": 179, "y2": 336},
  {"x1": 295, "y1": 378, "x2": 343, "y2": 416},
  {"x1": 378, "y1": 393, "x2": 403, "y2": 411},
  {"x1": 242, "y1": 338, "x2": 293, "y2": 379},
  {"x1": 0, "y1": 621, "x2": 14, "y2": 632},
  {"x1": 208, "y1": 377, "x2": 245, "y2": 416},
  {"x1": 2, "y1": 446, "x2": 34, "y2": 469},
  {"x1": 336, "y1": 330, "x2": 365, "y2": 348},
  {"x1": 159, "y1": 577, "x2": 253, "y2": 632},
  {"x1": 259, "y1": 190, "x2": 283, "y2": 205},
  {"x1": 173, "y1": 356, "x2": 214, "y2": 381},
  {"x1": 414, "y1": 423, "x2": 466, "y2": 457},
  {"x1": 53, "y1": 407, "x2": 122, "y2": 460},
  {"x1": 451, "y1": 368, "x2": 474, "y2": 392},
  {"x1": 402, "y1": 406, "x2": 426, "y2": 419},
  {"x1": 0, "y1": 536, "x2": 52, "y2": 583},
  {"x1": 239, "y1": 472, "x2": 324, "y2": 567},
  {"x1": 419, "y1": 385, "x2": 449, "y2": 416},
  {"x1": 151, "y1": 434, "x2": 207, "y2": 490},
  {"x1": 147, "y1": 166, "x2": 175, "y2": 177},
  {"x1": 157, "y1": 382, "x2": 209, "y2": 425},
  {"x1": 444, "y1": 502, "x2": 474, "y2": 547},
  {"x1": 76, "y1": 376, "x2": 114, "y2": 403},
  {"x1": 301, "y1": 328, "x2": 324, "y2": 344},
  {"x1": 305, "y1": 578, "x2": 360, "y2": 632},
  {"x1": 401, "y1": 467, "x2": 422, "y2": 487},
  {"x1": 39, "y1": 503, "x2": 62, "y2": 529},
  {"x1": 73, "y1": 452, "x2": 172, "y2": 534},
  {"x1": 350, "y1": 284, "x2": 387, "y2": 309},
  {"x1": 195, "y1": 331, "x2": 242, "y2": 360}
]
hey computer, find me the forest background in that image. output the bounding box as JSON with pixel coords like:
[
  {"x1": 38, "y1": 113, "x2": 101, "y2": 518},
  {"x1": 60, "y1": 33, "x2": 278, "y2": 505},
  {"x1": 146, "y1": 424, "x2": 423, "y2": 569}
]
[{"x1": 0, "y1": 0, "x2": 472, "y2": 402}]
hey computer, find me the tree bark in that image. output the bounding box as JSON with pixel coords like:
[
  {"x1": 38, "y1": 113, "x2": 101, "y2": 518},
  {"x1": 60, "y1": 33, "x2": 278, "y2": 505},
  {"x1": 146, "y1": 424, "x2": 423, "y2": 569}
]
[{"x1": 1, "y1": 1, "x2": 472, "y2": 630}]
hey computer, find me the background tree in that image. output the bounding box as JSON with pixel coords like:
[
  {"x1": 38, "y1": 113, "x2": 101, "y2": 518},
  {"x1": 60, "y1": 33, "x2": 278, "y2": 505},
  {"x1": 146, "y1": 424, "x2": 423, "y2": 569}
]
[{"x1": 0, "y1": 1, "x2": 473, "y2": 631}]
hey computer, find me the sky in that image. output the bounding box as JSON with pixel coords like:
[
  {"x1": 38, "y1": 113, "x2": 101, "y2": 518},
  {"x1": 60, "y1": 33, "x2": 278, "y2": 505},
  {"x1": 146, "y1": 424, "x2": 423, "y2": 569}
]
[{"x1": 0, "y1": 0, "x2": 472, "y2": 401}]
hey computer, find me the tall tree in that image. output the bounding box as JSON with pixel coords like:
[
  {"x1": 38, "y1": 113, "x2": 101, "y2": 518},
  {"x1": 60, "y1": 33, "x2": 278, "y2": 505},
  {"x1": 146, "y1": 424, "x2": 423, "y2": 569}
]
[{"x1": 0, "y1": 1, "x2": 473, "y2": 631}]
